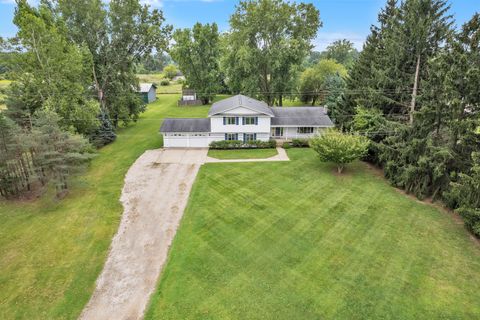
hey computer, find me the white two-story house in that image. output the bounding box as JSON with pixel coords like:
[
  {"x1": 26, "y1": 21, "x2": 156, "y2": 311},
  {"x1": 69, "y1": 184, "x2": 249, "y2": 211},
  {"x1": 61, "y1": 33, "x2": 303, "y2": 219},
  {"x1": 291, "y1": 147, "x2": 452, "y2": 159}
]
[{"x1": 160, "y1": 94, "x2": 334, "y2": 148}]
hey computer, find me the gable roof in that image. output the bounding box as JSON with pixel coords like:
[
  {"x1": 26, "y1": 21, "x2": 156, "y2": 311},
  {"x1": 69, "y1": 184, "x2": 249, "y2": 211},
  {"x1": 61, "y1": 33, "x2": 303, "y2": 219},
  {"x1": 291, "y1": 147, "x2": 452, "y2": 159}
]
[
  {"x1": 270, "y1": 107, "x2": 334, "y2": 127},
  {"x1": 138, "y1": 83, "x2": 157, "y2": 93},
  {"x1": 208, "y1": 94, "x2": 274, "y2": 117},
  {"x1": 160, "y1": 118, "x2": 211, "y2": 133}
]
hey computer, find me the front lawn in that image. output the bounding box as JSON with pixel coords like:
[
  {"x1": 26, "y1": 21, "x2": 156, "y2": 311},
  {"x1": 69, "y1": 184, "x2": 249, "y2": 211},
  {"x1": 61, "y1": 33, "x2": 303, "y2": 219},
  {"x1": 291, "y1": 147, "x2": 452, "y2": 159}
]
[
  {"x1": 0, "y1": 94, "x2": 216, "y2": 319},
  {"x1": 208, "y1": 148, "x2": 278, "y2": 160},
  {"x1": 145, "y1": 148, "x2": 480, "y2": 319}
]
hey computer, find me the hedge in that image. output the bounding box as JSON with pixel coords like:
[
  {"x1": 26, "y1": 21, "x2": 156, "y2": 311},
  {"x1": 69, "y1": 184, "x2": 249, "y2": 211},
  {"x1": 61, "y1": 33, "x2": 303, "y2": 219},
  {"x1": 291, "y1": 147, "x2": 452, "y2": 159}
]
[
  {"x1": 291, "y1": 138, "x2": 310, "y2": 148},
  {"x1": 210, "y1": 139, "x2": 276, "y2": 149}
]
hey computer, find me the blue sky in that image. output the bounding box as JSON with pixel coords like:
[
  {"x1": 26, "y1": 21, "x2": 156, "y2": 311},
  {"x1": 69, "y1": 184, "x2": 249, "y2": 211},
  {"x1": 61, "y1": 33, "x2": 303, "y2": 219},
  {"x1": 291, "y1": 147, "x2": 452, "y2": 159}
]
[{"x1": 0, "y1": 0, "x2": 478, "y2": 50}]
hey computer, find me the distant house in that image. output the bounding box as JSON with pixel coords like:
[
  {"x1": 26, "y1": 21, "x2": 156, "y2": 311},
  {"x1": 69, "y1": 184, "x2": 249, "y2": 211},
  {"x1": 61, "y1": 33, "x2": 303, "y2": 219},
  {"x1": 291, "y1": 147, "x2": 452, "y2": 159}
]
[
  {"x1": 161, "y1": 94, "x2": 334, "y2": 148},
  {"x1": 178, "y1": 88, "x2": 202, "y2": 106},
  {"x1": 137, "y1": 83, "x2": 157, "y2": 104}
]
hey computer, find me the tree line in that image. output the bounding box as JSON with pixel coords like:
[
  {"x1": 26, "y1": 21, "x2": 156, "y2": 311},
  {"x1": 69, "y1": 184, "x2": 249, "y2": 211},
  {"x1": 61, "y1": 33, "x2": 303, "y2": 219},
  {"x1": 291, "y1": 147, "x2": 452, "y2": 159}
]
[
  {"x1": 1, "y1": 0, "x2": 172, "y2": 198},
  {"x1": 334, "y1": 0, "x2": 479, "y2": 236}
]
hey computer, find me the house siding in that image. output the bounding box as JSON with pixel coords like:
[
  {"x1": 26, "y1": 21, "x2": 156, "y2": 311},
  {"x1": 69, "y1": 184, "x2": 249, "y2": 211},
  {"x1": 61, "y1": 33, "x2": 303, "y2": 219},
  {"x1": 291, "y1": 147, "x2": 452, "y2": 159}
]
[
  {"x1": 147, "y1": 87, "x2": 156, "y2": 103},
  {"x1": 270, "y1": 126, "x2": 328, "y2": 140}
]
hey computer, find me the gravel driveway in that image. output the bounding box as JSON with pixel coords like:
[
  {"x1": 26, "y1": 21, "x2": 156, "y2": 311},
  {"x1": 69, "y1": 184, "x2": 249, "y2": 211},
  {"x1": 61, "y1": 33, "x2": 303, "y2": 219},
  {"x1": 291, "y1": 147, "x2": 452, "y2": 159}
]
[{"x1": 80, "y1": 148, "x2": 208, "y2": 320}]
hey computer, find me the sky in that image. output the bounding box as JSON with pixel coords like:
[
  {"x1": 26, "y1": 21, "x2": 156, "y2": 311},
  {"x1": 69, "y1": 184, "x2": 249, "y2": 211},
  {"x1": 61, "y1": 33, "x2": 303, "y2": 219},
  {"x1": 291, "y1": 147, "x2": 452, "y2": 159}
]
[{"x1": 0, "y1": 0, "x2": 479, "y2": 51}]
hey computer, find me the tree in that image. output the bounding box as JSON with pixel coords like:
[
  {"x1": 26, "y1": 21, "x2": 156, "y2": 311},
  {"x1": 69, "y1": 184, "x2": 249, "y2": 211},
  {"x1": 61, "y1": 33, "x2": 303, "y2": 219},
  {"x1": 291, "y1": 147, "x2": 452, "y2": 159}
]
[
  {"x1": 304, "y1": 51, "x2": 322, "y2": 67},
  {"x1": 299, "y1": 59, "x2": 346, "y2": 105},
  {"x1": 341, "y1": 0, "x2": 452, "y2": 127},
  {"x1": 320, "y1": 39, "x2": 359, "y2": 68},
  {"x1": 57, "y1": 0, "x2": 172, "y2": 128},
  {"x1": 6, "y1": 0, "x2": 99, "y2": 135},
  {"x1": 163, "y1": 64, "x2": 178, "y2": 80},
  {"x1": 378, "y1": 13, "x2": 479, "y2": 200},
  {"x1": 224, "y1": 0, "x2": 321, "y2": 106},
  {"x1": 447, "y1": 153, "x2": 480, "y2": 236},
  {"x1": 0, "y1": 111, "x2": 94, "y2": 199},
  {"x1": 309, "y1": 129, "x2": 369, "y2": 173},
  {"x1": 323, "y1": 74, "x2": 347, "y2": 126},
  {"x1": 138, "y1": 52, "x2": 172, "y2": 73},
  {"x1": 170, "y1": 23, "x2": 222, "y2": 104},
  {"x1": 89, "y1": 108, "x2": 116, "y2": 148}
]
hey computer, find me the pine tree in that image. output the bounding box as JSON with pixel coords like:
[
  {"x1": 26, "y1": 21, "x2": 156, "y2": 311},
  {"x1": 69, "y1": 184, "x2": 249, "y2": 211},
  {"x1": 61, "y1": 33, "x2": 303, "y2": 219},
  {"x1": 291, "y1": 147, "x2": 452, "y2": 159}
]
[{"x1": 90, "y1": 108, "x2": 117, "y2": 148}]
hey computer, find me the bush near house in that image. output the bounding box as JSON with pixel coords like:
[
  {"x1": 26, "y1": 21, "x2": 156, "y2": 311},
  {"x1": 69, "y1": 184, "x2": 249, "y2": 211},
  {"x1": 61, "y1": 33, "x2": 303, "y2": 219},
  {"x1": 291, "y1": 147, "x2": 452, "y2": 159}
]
[
  {"x1": 209, "y1": 139, "x2": 276, "y2": 150},
  {"x1": 160, "y1": 79, "x2": 170, "y2": 86},
  {"x1": 291, "y1": 138, "x2": 310, "y2": 148}
]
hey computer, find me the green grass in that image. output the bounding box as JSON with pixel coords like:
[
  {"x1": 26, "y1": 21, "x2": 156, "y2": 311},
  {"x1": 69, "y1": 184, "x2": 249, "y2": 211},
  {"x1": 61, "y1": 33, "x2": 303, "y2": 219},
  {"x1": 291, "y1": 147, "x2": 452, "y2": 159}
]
[
  {"x1": 137, "y1": 73, "x2": 183, "y2": 94},
  {"x1": 145, "y1": 148, "x2": 480, "y2": 319},
  {"x1": 0, "y1": 94, "x2": 216, "y2": 319},
  {"x1": 208, "y1": 148, "x2": 278, "y2": 160}
]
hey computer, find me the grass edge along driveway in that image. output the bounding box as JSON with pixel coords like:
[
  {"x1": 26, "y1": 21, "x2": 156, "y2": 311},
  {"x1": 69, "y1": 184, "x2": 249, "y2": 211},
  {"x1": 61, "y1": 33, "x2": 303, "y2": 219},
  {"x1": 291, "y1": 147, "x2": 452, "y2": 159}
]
[{"x1": 145, "y1": 148, "x2": 480, "y2": 320}]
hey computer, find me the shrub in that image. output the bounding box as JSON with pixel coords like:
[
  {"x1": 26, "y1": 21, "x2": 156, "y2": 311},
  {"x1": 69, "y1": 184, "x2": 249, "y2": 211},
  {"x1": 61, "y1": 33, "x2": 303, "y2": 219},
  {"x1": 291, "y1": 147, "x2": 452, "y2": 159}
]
[
  {"x1": 210, "y1": 139, "x2": 276, "y2": 150},
  {"x1": 282, "y1": 142, "x2": 291, "y2": 149},
  {"x1": 160, "y1": 79, "x2": 170, "y2": 86},
  {"x1": 457, "y1": 207, "x2": 480, "y2": 236},
  {"x1": 309, "y1": 129, "x2": 369, "y2": 173},
  {"x1": 291, "y1": 138, "x2": 310, "y2": 148},
  {"x1": 163, "y1": 64, "x2": 178, "y2": 80}
]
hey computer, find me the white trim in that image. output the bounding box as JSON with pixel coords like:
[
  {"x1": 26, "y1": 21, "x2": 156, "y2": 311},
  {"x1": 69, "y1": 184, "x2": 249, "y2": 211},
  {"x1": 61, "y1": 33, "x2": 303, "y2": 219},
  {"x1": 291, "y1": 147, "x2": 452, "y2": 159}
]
[{"x1": 209, "y1": 105, "x2": 274, "y2": 117}]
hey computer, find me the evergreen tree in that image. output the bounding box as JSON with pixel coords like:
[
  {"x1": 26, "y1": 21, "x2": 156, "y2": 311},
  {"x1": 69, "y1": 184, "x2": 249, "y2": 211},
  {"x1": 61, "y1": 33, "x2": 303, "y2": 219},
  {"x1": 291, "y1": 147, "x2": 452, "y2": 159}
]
[
  {"x1": 90, "y1": 108, "x2": 116, "y2": 148},
  {"x1": 341, "y1": 0, "x2": 453, "y2": 127}
]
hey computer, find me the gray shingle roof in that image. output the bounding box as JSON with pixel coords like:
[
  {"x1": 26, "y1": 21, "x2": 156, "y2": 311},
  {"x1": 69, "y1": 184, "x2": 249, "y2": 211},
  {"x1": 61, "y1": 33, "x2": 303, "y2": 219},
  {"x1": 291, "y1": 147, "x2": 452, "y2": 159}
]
[
  {"x1": 138, "y1": 83, "x2": 156, "y2": 93},
  {"x1": 270, "y1": 107, "x2": 334, "y2": 126},
  {"x1": 160, "y1": 118, "x2": 211, "y2": 133},
  {"x1": 208, "y1": 94, "x2": 274, "y2": 117}
]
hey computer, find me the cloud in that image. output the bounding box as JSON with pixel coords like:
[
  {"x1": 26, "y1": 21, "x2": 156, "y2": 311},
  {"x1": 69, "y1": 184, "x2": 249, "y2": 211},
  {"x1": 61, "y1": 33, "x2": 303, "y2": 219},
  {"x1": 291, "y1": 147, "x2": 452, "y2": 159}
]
[
  {"x1": 313, "y1": 32, "x2": 366, "y2": 51},
  {"x1": 140, "y1": 0, "x2": 163, "y2": 7}
]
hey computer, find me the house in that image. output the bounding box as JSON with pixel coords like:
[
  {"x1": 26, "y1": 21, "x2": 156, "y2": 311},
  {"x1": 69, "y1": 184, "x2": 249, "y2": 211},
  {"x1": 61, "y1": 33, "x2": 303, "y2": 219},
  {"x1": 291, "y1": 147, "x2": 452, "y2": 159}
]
[
  {"x1": 178, "y1": 88, "x2": 202, "y2": 106},
  {"x1": 160, "y1": 94, "x2": 334, "y2": 148},
  {"x1": 137, "y1": 83, "x2": 157, "y2": 103}
]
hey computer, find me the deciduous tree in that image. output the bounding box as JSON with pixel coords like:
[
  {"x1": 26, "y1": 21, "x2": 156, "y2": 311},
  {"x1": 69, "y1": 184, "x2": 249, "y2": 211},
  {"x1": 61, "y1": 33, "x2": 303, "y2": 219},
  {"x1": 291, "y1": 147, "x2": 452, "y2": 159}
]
[
  {"x1": 170, "y1": 23, "x2": 221, "y2": 104},
  {"x1": 57, "y1": 0, "x2": 172, "y2": 128},
  {"x1": 310, "y1": 129, "x2": 369, "y2": 173},
  {"x1": 299, "y1": 59, "x2": 346, "y2": 105},
  {"x1": 224, "y1": 0, "x2": 321, "y2": 106}
]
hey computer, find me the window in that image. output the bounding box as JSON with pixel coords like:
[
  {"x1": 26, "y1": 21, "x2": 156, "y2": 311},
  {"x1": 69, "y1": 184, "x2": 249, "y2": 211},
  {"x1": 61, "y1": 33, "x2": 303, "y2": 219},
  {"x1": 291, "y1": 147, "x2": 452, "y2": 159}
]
[
  {"x1": 297, "y1": 127, "x2": 314, "y2": 134},
  {"x1": 223, "y1": 117, "x2": 238, "y2": 125},
  {"x1": 225, "y1": 133, "x2": 238, "y2": 141},
  {"x1": 243, "y1": 117, "x2": 258, "y2": 125},
  {"x1": 244, "y1": 133, "x2": 257, "y2": 142}
]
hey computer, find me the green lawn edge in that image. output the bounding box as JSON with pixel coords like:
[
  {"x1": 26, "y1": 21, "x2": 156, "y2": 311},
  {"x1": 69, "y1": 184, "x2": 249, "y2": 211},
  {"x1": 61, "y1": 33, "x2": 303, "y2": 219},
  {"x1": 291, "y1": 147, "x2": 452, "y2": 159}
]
[{"x1": 207, "y1": 148, "x2": 278, "y2": 160}]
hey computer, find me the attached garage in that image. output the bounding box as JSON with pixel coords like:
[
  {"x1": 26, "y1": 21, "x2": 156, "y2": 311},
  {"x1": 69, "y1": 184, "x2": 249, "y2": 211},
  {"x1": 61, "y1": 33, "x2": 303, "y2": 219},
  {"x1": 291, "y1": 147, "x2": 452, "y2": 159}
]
[
  {"x1": 160, "y1": 118, "x2": 211, "y2": 148},
  {"x1": 163, "y1": 133, "x2": 210, "y2": 148}
]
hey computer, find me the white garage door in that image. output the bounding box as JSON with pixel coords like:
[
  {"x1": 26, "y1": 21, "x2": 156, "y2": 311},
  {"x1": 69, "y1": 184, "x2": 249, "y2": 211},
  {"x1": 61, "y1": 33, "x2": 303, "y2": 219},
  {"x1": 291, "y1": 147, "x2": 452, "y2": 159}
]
[{"x1": 163, "y1": 133, "x2": 209, "y2": 148}]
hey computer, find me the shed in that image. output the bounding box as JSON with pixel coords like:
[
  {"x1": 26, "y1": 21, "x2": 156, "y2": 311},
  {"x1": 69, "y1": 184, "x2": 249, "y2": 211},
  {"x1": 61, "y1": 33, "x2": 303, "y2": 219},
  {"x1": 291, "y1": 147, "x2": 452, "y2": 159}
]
[
  {"x1": 138, "y1": 83, "x2": 157, "y2": 103},
  {"x1": 178, "y1": 88, "x2": 202, "y2": 106}
]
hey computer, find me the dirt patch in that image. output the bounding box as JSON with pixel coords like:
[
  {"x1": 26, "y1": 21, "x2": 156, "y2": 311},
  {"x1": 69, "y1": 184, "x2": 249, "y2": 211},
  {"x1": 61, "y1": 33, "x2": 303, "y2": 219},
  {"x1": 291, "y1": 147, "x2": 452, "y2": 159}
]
[{"x1": 79, "y1": 148, "x2": 207, "y2": 320}]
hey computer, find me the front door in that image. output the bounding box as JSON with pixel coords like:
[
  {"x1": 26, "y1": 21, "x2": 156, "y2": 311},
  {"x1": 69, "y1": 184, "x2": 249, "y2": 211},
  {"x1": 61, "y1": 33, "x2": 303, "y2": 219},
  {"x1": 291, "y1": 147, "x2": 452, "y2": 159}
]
[{"x1": 273, "y1": 127, "x2": 284, "y2": 137}]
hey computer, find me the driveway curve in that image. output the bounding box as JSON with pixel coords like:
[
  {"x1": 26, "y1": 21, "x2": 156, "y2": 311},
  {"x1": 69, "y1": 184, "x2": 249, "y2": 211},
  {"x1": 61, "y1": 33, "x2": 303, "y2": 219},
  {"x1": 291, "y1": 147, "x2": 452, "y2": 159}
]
[{"x1": 80, "y1": 148, "x2": 207, "y2": 320}]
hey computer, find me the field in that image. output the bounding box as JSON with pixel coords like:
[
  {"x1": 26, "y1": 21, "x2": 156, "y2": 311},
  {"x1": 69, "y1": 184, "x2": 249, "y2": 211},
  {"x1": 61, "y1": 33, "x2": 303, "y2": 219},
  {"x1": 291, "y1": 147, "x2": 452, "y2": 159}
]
[
  {"x1": 145, "y1": 149, "x2": 480, "y2": 319},
  {"x1": 208, "y1": 148, "x2": 278, "y2": 159},
  {"x1": 137, "y1": 73, "x2": 183, "y2": 93},
  {"x1": 0, "y1": 94, "x2": 212, "y2": 319}
]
